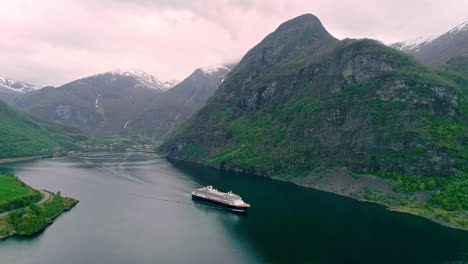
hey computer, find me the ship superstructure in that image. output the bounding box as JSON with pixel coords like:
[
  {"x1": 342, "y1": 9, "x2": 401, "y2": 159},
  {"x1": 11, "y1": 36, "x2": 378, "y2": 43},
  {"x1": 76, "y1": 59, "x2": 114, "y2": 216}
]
[{"x1": 191, "y1": 186, "x2": 250, "y2": 212}]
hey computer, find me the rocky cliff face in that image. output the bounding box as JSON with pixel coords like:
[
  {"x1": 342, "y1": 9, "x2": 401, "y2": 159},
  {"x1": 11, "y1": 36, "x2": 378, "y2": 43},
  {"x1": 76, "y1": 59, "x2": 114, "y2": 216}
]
[{"x1": 160, "y1": 14, "x2": 467, "y2": 178}]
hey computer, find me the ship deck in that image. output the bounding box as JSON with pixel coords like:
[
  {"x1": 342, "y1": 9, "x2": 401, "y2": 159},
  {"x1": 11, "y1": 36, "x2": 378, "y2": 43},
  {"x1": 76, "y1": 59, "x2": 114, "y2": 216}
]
[{"x1": 193, "y1": 190, "x2": 240, "y2": 202}]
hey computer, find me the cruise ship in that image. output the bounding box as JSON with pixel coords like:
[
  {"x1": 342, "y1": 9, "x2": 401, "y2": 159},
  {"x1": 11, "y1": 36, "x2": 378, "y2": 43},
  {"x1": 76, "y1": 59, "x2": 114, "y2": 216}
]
[{"x1": 191, "y1": 186, "x2": 251, "y2": 212}]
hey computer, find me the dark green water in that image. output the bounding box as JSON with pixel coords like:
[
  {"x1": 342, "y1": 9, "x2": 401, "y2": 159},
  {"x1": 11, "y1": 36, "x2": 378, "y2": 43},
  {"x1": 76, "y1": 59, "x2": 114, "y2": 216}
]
[{"x1": 0, "y1": 152, "x2": 467, "y2": 264}]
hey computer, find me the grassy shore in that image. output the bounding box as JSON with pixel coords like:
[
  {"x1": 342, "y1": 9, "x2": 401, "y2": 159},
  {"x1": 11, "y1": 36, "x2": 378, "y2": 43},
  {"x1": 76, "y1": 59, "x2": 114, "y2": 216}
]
[
  {"x1": 0, "y1": 173, "x2": 42, "y2": 214},
  {"x1": 290, "y1": 168, "x2": 468, "y2": 231},
  {"x1": 389, "y1": 205, "x2": 467, "y2": 230},
  {"x1": 0, "y1": 173, "x2": 78, "y2": 239}
]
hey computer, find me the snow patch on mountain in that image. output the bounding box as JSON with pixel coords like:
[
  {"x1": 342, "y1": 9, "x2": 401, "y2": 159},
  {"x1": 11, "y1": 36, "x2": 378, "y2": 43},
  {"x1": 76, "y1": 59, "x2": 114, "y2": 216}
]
[
  {"x1": 92, "y1": 68, "x2": 178, "y2": 91},
  {"x1": 160, "y1": 79, "x2": 180, "y2": 90},
  {"x1": 391, "y1": 35, "x2": 440, "y2": 52},
  {"x1": 0, "y1": 75, "x2": 37, "y2": 93},
  {"x1": 448, "y1": 21, "x2": 468, "y2": 34},
  {"x1": 391, "y1": 20, "x2": 468, "y2": 53},
  {"x1": 199, "y1": 65, "x2": 230, "y2": 75}
]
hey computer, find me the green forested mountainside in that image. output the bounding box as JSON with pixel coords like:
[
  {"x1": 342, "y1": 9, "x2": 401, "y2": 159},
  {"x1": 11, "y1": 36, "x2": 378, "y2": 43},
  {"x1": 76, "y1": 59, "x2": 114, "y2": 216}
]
[
  {"x1": 160, "y1": 14, "x2": 467, "y2": 179},
  {"x1": 0, "y1": 100, "x2": 79, "y2": 159},
  {"x1": 440, "y1": 53, "x2": 468, "y2": 77}
]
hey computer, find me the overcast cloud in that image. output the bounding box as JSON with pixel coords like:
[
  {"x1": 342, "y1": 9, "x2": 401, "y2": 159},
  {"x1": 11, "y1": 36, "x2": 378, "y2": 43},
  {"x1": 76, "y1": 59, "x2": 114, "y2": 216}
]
[{"x1": 0, "y1": 0, "x2": 466, "y2": 86}]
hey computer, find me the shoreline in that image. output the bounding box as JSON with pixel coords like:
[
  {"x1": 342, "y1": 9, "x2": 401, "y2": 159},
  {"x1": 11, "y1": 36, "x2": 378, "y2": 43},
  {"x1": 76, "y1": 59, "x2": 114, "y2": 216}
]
[
  {"x1": 283, "y1": 173, "x2": 466, "y2": 231},
  {"x1": 167, "y1": 157, "x2": 467, "y2": 231},
  {"x1": 0, "y1": 156, "x2": 43, "y2": 164},
  {"x1": 283, "y1": 174, "x2": 467, "y2": 231},
  {"x1": 0, "y1": 195, "x2": 78, "y2": 240},
  {"x1": 2, "y1": 153, "x2": 464, "y2": 235},
  {"x1": 291, "y1": 179, "x2": 466, "y2": 231}
]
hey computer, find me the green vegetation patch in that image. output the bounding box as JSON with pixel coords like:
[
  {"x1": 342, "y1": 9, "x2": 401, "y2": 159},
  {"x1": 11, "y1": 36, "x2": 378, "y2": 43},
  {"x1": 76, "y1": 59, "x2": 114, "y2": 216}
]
[
  {"x1": 2, "y1": 192, "x2": 78, "y2": 237},
  {"x1": 397, "y1": 204, "x2": 468, "y2": 230},
  {"x1": 429, "y1": 173, "x2": 468, "y2": 211},
  {"x1": 166, "y1": 123, "x2": 190, "y2": 142},
  {"x1": 0, "y1": 173, "x2": 41, "y2": 213},
  {"x1": 352, "y1": 170, "x2": 443, "y2": 193},
  {"x1": 0, "y1": 101, "x2": 76, "y2": 159},
  {"x1": 0, "y1": 173, "x2": 78, "y2": 239},
  {"x1": 185, "y1": 143, "x2": 208, "y2": 158},
  {"x1": 427, "y1": 118, "x2": 468, "y2": 160},
  {"x1": 210, "y1": 107, "x2": 233, "y2": 123},
  {"x1": 0, "y1": 173, "x2": 31, "y2": 200},
  {"x1": 352, "y1": 170, "x2": 468, "y2": 229}
]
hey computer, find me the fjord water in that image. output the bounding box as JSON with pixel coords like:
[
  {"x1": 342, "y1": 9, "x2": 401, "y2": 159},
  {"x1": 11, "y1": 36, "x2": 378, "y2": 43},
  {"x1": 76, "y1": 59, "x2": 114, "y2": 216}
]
[{"x1": 0, "y1": 152, "x2": 467, "y2": 264}]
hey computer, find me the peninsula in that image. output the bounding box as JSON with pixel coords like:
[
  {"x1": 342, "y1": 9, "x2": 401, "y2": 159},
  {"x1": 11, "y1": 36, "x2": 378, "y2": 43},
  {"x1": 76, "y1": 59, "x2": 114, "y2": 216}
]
[{"x1": 0, "y1": 172, "x2": 78, "y2": 239}]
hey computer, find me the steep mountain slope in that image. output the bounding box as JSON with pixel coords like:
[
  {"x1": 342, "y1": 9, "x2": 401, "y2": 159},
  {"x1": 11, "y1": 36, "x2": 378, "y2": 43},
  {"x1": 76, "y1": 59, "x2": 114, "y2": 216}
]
[
  {"x1": 0, "y1": 100, "x2": 79, "y2": 159},
  {"x1": 391, "y1": 20, "x2": 468, "y2": 66},
  {"x1": 123, "y1": 65, "x2": 231, "y2": 140},
  {"x1": 0, "y1": 75, "x2": 37, "y2": 104},
  {"x1": 161, "y1": 14, "x2": 467, "y2": 179},
  {"x1": 14, "y1": 69, "x2": 173, "y2": 136},
  {"x1": 440, "y1": 53, "x2": 468, "y2": 76}
]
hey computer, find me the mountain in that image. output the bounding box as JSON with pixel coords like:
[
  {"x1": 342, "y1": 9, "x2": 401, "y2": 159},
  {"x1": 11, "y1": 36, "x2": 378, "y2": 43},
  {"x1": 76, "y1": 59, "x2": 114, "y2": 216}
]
[
  {"x1": 391, "y1": 20, "x2": 468, "y2": 66},
  {"x1": 122, "y1": 65, "x2": 231, "y2": 140},
  {"x1": 13, "y1": 69, "x2": 174, "y2": 136},
  {"x1": 0, "y1": 99, "x2": 79, "y2": 159},
  {"x1": 0, "y1": 75, "x2": 37, "y2": 104},
  {"x1": 91, "y1": 69, "x2": 178, "y2": 91},
  {"x1": 160, "y1": 14, "x2": 467, "y2": 179}
]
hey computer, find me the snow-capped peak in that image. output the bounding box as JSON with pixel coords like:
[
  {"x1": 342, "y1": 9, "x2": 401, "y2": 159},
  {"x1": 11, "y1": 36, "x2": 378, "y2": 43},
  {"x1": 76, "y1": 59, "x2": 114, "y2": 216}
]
[
  {"x1": 199, "y1": 65, "x2": 230, "y2": 75},
  {"x1": 92, "y1": 68, "x2": 178, "y2": 91},
  {"x1": 448, "y1": 20, "x2": 468, "y2": 34},
  {"x1": 392, "y1": 34, "x2": 440, "y2": 52},
  {"x1": 0, "y1": 75, "x2": 37, "y2": 93},
  {"x1": 392, "y1": 20, "x2": 468, "y2": 53}
]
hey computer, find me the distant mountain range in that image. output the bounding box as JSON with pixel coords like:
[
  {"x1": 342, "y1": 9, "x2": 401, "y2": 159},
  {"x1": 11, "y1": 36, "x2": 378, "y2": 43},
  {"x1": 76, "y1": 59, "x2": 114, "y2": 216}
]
[
  {"x1": 0, "y1": 75, "x2": 37, "y2": 93},
  {"x1": 123, "y1": 65, "x2": 231, "y2": 141},
  {"x1": 0, "y1": 75, "x2": 38, "y2": 104},
  {"x1": 12, "y1": 69, "x2": 172, "y2": 136},
  {"x1": 391, "y1": 20, "x2": 468, "y2": 66},
  {"x1": 8, "y1": 67, "x2": 229, "y2": 139},
  {"x1": 89, "y1": 69, "x2": 179, "y2": 91}
]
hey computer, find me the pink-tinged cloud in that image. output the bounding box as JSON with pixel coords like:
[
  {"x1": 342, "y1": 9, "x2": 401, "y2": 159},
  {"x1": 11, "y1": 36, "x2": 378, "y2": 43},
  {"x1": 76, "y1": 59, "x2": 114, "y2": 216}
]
[{"x1": 0, "y1": 0, "x2": 466, "y2": 86}]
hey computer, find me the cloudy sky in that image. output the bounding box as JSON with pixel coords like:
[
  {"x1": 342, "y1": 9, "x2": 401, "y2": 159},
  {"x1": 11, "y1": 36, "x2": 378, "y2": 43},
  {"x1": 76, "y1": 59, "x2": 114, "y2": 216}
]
[{"x1": 0, "y1": 0, "x2": 467, "y2": 86}]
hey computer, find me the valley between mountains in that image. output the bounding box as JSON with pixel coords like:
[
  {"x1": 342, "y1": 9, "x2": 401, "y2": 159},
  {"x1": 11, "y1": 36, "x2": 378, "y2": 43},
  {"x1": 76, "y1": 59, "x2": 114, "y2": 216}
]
[{"x1": 0, "y1": 13, "x2": 467, "y2": 234}]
